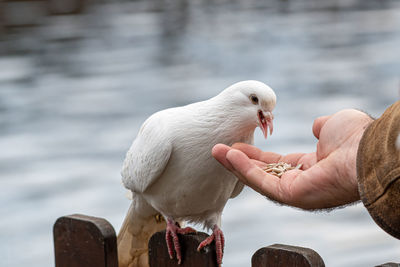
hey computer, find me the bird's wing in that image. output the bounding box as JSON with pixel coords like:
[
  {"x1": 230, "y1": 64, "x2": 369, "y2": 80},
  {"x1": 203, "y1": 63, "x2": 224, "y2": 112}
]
[
  {"x1": 121, "y1": 120, "x2": 172, "y2": 193},
  {"x1": 230, "y1": 180, "x2": 244, "y2": 198}
]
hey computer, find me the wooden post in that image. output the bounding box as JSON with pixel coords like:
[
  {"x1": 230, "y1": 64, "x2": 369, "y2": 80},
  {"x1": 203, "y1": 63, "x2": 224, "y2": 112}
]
[
  {"x1": 53, "y1": 214, "x2": 118, "y2": 267},
  {"x1": 252, "y1": 244, "x2": 325, "y2": 267},
  {"x1": 148, "y1": 231, "x2": 217, "y2": 267}
]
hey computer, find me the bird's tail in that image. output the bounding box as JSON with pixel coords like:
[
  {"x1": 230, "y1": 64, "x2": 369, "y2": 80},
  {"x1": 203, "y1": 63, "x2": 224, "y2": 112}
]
[{"x1": 117, "y1": 199, "x2": 166, "y2": 267}]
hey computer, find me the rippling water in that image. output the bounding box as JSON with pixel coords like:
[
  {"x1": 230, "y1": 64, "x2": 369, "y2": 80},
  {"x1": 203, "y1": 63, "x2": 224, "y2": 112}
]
[{"x1": 1, "y1": 0, "x2": 400, "y2": 266}]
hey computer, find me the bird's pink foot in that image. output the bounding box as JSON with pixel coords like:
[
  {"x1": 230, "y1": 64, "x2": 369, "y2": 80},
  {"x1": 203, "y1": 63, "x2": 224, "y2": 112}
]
[
  {"x1": 197, "y1": 225, "x2": 225, "y2": 266},
  {"x1": 165, "y1": 219, "x2": 197, "y2": 264}
]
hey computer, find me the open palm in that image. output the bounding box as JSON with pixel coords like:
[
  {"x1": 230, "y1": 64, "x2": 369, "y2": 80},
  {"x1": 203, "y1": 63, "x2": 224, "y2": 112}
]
[{"x1": 213, "y1": 109, "x2": 373, "y2": 210}]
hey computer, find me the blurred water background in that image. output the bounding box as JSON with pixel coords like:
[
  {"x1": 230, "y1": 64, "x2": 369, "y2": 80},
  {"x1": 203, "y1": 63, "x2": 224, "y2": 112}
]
[{"x1": 1, "y1": 0, "x2": 400, "y2": 266}]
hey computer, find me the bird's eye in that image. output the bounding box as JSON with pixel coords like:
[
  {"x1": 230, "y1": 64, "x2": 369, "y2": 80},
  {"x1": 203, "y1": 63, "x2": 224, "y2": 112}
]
[{"x1": 250, "y1": 94, "x2": 259, "y2": 105}]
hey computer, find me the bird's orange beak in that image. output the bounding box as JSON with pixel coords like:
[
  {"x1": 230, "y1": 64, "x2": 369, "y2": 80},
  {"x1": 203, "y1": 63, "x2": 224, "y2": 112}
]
[{"x1": 258, "y1": 110, "x2": 273, "y2": 139}]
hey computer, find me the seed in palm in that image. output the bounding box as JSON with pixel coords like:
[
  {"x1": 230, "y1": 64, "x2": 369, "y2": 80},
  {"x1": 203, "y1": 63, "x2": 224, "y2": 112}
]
[{"x1": 262, "y1": 162, "x2": 302, "y2": 177}]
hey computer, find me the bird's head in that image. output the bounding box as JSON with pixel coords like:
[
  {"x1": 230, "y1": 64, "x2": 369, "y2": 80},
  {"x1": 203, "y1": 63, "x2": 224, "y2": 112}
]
[{"x1": 220, "y1": 80, "x2": 276, "y2": 139}]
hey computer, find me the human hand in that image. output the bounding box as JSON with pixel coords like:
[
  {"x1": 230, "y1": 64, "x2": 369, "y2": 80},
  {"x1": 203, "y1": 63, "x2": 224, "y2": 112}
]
[{"x1": 213, "y1": 109, "x2": 373, "y2": 210}]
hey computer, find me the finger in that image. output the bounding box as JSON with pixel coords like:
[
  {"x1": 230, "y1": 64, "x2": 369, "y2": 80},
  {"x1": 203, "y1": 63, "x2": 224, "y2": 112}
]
[
  {"x1": 295, "y1": 152, "x2": 317, "y2": 170},
  {"x1": 251, "y1": 159, "x2": 270, "y2": 168},
  {"x1": 312, "y1": 115, "x2": 331, "y2": 139},
  {"x1": 232, "y1": 143, "x2": 283, "y2": 163},
  {"x1": 233, "y1": 143, "x2": 311, "y2": 167},
  {"x1": 280, "y1": 153, "x2": 310, "y2": 167},
  {"x1": 225, "y1": 149, "x2": 283, "y2": 201},
  {"x1": 212, "y1": 144, "x2": 234, "y2": 171}
]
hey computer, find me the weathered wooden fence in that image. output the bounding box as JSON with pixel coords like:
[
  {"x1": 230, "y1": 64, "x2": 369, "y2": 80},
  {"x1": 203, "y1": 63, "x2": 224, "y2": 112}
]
[
  {"x1": 53, "y1": 214, "x2": 118, "y2": 267},
  {"x1": 53, "y1": 214, "x2": 398, "y2": 267}
]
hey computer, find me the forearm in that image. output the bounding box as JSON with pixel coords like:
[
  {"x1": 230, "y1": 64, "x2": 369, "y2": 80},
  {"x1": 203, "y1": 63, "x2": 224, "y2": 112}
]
[{"x1": 357, "y1": 101, "x2": 400, "y2": 239}]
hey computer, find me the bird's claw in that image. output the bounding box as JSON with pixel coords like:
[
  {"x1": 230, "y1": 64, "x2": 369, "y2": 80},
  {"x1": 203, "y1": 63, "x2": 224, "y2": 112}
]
[
  {"x1": 197, "y1": 225, "x2": 224, "y2": 266},
  {"x1": 165, "y1": 219, "x2": 197, "y2": 264}
]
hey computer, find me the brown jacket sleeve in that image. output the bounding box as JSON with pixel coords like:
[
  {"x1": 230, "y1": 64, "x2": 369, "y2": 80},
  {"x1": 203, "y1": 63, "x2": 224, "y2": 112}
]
[{"x1": 357, "y1": 101, "x2": 400, "y2": 239}]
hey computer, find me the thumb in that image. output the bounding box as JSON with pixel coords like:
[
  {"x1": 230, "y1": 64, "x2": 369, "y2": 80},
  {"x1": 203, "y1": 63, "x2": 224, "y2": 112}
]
[{"x1": 312, "y1": 115, "x2": 331, "y2": 139}]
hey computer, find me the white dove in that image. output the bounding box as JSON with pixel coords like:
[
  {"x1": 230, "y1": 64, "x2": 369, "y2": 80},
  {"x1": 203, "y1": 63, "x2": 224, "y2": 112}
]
[{"x1": 117, "y1": 80, "x2": 276, "y2": 267}]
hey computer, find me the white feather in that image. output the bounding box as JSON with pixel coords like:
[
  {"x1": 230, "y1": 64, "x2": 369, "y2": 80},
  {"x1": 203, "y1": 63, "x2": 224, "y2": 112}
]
[{"x1": 122, "y1": 80, "x2": 276, "y2": 229}]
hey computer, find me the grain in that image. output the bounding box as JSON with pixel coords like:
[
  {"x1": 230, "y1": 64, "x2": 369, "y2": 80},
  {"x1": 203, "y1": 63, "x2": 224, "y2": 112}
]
[{"x1": 262, "y1": 162, "x2": 302, "y2": 177}]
